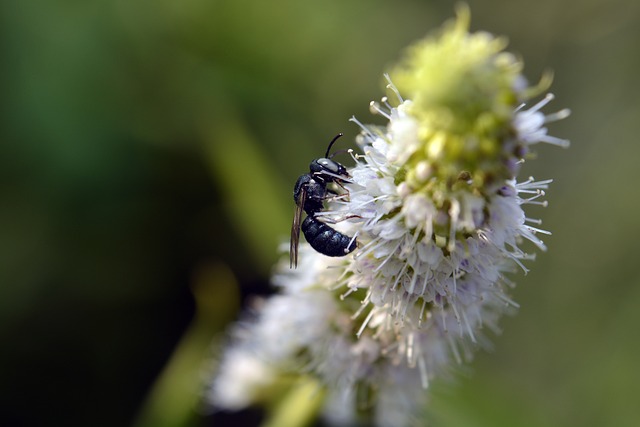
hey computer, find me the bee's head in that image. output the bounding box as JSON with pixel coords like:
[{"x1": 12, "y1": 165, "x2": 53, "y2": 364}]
[
  {"x1": 310, "y1": 158, "x2": 349, "y2": 182},
  {"x1": 309, "y1": 133, "x2": 352, "y2": 182}
]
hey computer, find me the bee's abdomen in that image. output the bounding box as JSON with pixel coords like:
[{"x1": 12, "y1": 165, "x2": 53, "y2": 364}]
[{"x1": 302, "y1": 216, "x2": 356, "y2": 257}]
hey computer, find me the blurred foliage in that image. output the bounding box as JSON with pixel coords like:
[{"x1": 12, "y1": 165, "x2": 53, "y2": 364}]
[{"x1": 1, "y1": 0, "x2": 640, "y2": 426}]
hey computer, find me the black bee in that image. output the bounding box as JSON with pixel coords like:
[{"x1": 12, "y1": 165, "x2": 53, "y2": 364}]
[{"x1": 290, "y1": 133, "x2": 357, "y2": 268}]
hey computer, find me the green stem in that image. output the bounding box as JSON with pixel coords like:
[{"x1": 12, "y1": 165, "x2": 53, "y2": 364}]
[{"x1": 261, "y1": 377, "x2": 326, "y2": 427}]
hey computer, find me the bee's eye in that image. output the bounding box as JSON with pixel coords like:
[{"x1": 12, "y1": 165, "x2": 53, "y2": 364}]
[{"x1": 317, "y1": 158, "x2": 340, "y2": 173}]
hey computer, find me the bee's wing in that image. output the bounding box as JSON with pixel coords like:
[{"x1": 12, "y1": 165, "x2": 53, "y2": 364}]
[{"x1": 290, "y1": 184, "x2": 307, "y2": 268}]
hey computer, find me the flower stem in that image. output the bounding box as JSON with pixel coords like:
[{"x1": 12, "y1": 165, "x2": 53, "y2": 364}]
[{"x1": 261, "y1": 377, "x2": 326, "y2": 427}]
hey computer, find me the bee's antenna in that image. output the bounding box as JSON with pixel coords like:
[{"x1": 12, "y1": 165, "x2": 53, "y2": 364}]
[{"x1": 325, "y1": 133, "x2": 344, "y2": 158}]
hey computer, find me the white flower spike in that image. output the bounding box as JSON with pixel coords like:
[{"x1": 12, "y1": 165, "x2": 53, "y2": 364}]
[{"x1": 210, "y1": 8, "x2": 569, "y2": 426}]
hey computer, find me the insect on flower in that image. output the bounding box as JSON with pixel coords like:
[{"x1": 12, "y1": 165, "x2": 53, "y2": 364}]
[
  {"x1": 210, "y1": 8, "x2": 572, "y2": 426},
  {"x1": 290, "y1": 133, "x2": 358, "y2": 268}
]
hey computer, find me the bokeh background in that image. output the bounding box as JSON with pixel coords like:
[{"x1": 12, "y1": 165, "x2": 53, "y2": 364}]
[{"x1": 2, "y1": 0, "x2": 639, "y2": 426}]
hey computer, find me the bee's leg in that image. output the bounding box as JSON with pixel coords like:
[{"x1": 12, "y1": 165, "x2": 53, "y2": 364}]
[
  {"x1": 325, "y1": 183, "x2": 351, "y2": 202},
  {"x1": 324, "y1": 193, "x2": 350, "y2": 203},
  {"x1": 334, "y1": 181, "x2": 351, "y2": 201},
  {"x1": 315, "y1": 214, "x2": 362, "y2": 224}
]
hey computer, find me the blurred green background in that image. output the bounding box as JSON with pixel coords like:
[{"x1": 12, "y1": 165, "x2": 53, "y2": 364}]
[{"x1": 1, "y1": 0, "x2": 639, "y2": 426}]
